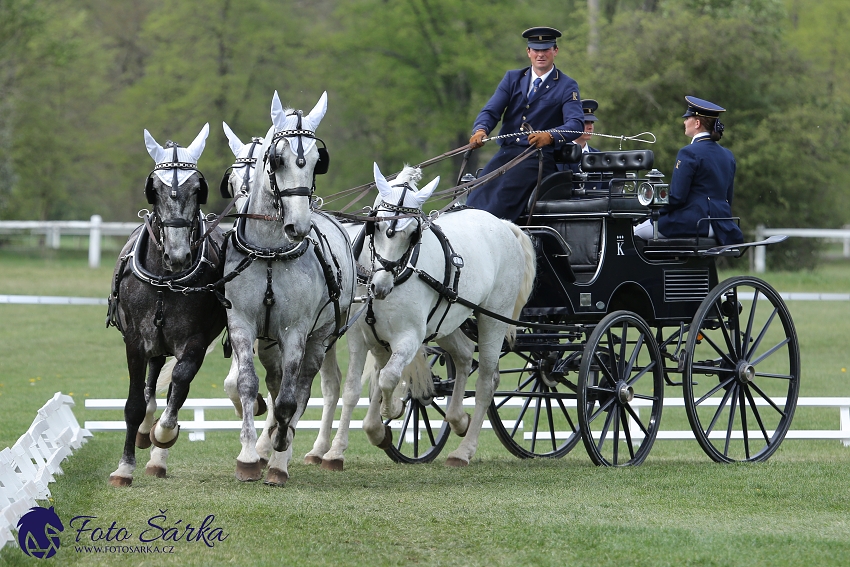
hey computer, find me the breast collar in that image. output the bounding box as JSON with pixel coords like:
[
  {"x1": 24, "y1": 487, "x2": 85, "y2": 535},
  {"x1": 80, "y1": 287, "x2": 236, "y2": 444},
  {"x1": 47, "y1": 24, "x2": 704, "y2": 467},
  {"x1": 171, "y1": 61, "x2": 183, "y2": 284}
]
[{"x1": 129, "y1": 213, "x2": 212, "y2": 288}]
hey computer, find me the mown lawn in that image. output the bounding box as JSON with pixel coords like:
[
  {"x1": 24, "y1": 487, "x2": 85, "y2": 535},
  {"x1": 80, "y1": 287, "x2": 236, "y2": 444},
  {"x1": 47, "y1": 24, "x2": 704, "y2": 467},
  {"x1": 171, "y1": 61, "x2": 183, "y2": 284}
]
[{"x1": 1, "y1": 249, "x2": 850, "y2": 566}]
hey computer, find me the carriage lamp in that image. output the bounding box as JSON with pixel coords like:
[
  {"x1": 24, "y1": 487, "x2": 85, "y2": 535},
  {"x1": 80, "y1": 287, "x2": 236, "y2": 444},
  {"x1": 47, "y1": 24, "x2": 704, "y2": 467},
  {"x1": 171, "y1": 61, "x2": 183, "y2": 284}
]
[
  {"x1": 645, "y1": 169, "x2": 669, "y2": 206},
  {"x1": 637, "y1": 182, "x2": 655, "y2": 207}
]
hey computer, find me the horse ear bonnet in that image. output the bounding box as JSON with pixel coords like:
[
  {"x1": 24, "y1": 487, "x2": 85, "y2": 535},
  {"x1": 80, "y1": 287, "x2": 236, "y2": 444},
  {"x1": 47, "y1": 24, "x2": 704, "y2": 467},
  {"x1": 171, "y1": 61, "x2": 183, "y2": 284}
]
[
  {"x1": 197, "y1": 174, "x2": 208, "y2": 204},
  {"x1": 145, "y1": 174, "x2": 156, "y2": 204},
  {"x1": 219, "y1": 169, "x2": 233, "y2": 199},
  {"x1": 315, "y1": 142, "x2": 330, "y2": 175}
]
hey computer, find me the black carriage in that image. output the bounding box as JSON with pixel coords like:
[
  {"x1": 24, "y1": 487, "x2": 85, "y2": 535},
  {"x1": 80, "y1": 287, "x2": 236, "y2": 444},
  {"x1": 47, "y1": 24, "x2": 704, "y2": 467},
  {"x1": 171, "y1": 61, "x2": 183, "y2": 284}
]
[{"x1": 383, "y1": 146, "x2": 799, "y2": 466}]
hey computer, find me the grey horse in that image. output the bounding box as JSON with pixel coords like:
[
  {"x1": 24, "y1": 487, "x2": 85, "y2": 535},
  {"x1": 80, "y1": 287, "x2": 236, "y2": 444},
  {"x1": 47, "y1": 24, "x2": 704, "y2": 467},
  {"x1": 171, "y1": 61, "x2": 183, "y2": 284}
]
[{"x1": 224, "y1": 91, "x2": 356, "y2": 486}]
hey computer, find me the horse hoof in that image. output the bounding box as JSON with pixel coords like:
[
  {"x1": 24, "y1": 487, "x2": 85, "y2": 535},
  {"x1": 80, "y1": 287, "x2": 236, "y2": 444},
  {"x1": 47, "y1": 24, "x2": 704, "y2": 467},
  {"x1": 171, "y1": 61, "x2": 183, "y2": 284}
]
[
  {"x1": 445, "y1": 456, "x2": 469, "y2": 468},
  {"x1": 235, "y1": 460, "x2": 263, "y2": 482},
  {"x1": 264, "y1": 468, "x2": 289, "y2": 486},
  {"x1": 321, "y1": 459, "x2": 344, "y2": 472},
  {"x1": 377, "y1": 424, "x2": 394, "y2": 450},
  {"x1": 259, "y1": 458, "x2": 269, "y2": 470},
  {"x1": 145, "y1": 465, "x2": 167, "y2": 478},
  {"x1": 135, "y1": 430, "x2": 152, "y2": 449},
  {"x1": 304, "y1": 455, "x2": 323, "y2": 466},
  {"x1": 108, "y1": 474, "x2": 132, "y2": 487},
  {"x1": 149, "y1": 420, "x2": 180, "y2": 449},
  {"x1": 255, "y1": 393, "x2": 268, "y2": 416}
]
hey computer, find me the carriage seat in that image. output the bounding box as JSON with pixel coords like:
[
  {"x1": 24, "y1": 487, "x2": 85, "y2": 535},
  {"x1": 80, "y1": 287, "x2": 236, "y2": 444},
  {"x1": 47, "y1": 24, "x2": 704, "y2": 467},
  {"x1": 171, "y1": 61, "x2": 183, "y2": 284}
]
[
  {"x1": 526, "y1": 171, "x2": 609, "y2": 215},
  {"x1": 637, "y1": 236, "x2": 719, "y2": 257}
]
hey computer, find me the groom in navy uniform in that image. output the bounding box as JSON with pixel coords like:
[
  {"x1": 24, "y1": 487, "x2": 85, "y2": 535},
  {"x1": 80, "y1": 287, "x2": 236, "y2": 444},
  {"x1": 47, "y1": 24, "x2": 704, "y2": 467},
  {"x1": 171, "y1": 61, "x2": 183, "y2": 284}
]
[{"x1": 467, "y1": 27, "x2": 585, "y2": 221}]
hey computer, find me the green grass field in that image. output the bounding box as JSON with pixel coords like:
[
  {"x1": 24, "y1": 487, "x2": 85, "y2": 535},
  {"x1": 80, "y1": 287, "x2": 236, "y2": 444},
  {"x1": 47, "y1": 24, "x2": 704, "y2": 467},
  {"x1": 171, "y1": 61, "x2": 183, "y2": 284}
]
[{"x1": 2, "y1": 248, "x2": 850, "y2": 566}]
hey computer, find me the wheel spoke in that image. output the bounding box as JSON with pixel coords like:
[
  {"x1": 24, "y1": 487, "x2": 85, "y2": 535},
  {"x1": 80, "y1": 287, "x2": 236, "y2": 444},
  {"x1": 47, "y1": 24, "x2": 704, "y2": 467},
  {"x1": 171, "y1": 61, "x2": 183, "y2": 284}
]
[
  {"x1": 750, "y1": 337, "x2": 791, "y2": 367},
  {"x1": 396, "y1": 403, "x2": 414, "y2": 451},
  {"x1": 510, "y1": 381, "x2": 537, "y2": 437},
  {"x1": 588, "y1": 394, "x2": 616, "y2": 425},
  {"x1": 742, "y1": 289, "x2": 761, "y2": 354},
  {"x1": 713, "y1": 297, "x2": 739, "y2": 359},
  {"x1": 697, "y1": 329, "x2": 738, "y2": 369},
  {"x1": 530, "y1": 389, "x2": 544, "y2": 453},
  {"x1": 624, "y1": 402, "x2": 651, "y2": 436},
  {"x1": 612, "y1": 406, "x2": 621, "y2": 464},
  {"x1": 703, "y1": 385, "x2": 734, "y2": 436},
  {"x1": 745, "y1": 306, "x2": 778, "y2": 360},
  {"x1": 494, "y1": 373, "x2": 537, "y2": 410},
  {"x1": 743, "y1": 385, "x2": 771, "y2": 444},
  {"x1": 420, "y1": 404, "x2": 437, "y2": 446},
  {"x1": 625, "y1": 332, "x2": 646, "y2": 377},
  {"x1": 555, "y1": 396, "x2": 578, "y2": 434},
  {"x1": 753, "y1": 371, "x2": 794, "y2": 380},
  {"x1": 748, "y1": 381, "x2": 788, "y2": 419},
  {"x1": 723, "y1": 386, "x2": 740, "y2": 456},
  {"x1": 545, "y1": 394, "x2": 558, "y2": 452},
  {"x1": 626, "y1": 360, "x2": 655, "y2": 387},
  {"x1": 739, "y1": 387, "x2": 750, "y2": 459},
  {"x1": 618, "y1": 323, "x2": 629, "y2": 379},
  {"x1": 429, "y1": 399, "x2": 448, "y2": 420},
  {"x1": 594, "y1": 350, "x2": 618, "y2": 385},
  {"x1": 596, "y1": 406, "x2": 615, "y2": 453},
  {"x1": 695, "y1": 375, "x2": 736, "y2": 406},
  {"x1": 691, "y1": 363, "x2": 735, "y2": 375},
  {"x1": 621, "y1": 406, "x2": 636, "y2": 460}
]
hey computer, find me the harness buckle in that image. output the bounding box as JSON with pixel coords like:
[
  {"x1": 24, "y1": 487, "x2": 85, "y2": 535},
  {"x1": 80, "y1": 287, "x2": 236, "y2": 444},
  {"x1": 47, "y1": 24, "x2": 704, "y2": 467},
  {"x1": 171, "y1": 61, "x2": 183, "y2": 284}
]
[{"x1": 450, "y1": 254, "x2": 464, "y2": 268}]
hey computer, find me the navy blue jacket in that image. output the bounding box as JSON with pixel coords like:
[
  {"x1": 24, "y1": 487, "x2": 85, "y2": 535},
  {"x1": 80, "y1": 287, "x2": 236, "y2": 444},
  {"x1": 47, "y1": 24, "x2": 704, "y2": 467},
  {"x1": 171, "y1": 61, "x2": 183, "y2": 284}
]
[
  {"x1": 467, "y1": 66, "x2": 584, "y2": 221},
  {"x1": 472, "y1": 66, "x2": 584, "y2": 147},
  {"x1": 657, "y1": 136, "x2": 744, "y2": 245}
]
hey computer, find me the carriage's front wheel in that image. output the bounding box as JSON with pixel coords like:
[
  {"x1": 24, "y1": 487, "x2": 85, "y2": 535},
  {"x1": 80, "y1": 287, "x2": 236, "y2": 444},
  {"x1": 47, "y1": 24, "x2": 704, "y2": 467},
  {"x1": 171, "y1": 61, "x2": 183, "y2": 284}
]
[
  {"x1": 383, "y1": 347, "x2": 453, "y2": 464},
  {"x1": 683, "y1": 277, "x2": 800, "y2": 463},
  {"x1": 577, "y1": 311, "x2": 664, "y2": 466}
]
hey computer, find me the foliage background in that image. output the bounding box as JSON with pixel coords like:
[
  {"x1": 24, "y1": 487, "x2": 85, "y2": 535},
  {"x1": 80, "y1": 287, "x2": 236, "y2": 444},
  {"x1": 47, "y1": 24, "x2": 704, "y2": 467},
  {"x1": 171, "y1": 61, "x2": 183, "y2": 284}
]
[{"x1": 1, "y1": 0, "x2": 848, "y2": 268}]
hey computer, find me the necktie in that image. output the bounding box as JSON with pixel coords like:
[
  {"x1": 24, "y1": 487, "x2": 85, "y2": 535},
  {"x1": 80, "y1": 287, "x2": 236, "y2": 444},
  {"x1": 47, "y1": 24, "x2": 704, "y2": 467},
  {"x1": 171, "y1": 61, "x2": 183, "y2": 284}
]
[{"x1": 528, "y1": 77, "x2": 542, "y2": 102}]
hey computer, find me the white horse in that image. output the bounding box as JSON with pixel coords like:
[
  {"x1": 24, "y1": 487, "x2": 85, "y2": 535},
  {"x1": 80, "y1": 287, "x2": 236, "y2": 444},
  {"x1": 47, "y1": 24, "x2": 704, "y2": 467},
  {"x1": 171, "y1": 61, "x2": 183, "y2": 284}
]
[
  {"x1": 223, "y1": 91, "x2": 356, "y2": 485},
  {"x1": 336, "y1": 163, "x2": 537, "y2": 466}
]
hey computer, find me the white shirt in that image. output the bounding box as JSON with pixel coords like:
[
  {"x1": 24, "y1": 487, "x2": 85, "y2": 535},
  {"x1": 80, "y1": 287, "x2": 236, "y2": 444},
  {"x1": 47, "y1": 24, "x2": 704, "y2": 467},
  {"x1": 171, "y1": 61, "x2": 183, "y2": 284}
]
[
  {"x1": 691, "y1": 132, "x2": 710, "y2": 144},
  {"x1": 528, "y1": 67, "x2": 554, "y2": 97}
]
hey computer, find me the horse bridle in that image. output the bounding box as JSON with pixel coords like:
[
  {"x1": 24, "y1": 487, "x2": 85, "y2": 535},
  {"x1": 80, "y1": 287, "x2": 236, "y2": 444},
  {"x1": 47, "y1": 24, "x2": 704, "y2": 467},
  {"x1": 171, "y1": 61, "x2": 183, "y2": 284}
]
[
  {"x1": 144, "y1": 142, "x2": 208, "y2": 250},
  {"x1": 219, "y1": 137, "x2": 263, "y2": 199},
  {"x1": 368, "y1": 183, "x2": 423, "y2": 279},
  {"x1": 265, "y1": 110, "x2": 330, "y2": 211}
]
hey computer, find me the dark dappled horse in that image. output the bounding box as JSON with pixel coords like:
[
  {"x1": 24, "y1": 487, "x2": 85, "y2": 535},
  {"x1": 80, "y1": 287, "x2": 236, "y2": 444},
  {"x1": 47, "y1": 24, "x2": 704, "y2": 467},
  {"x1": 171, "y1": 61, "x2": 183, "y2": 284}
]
[{"x1": 105, "y1": 124, "x2": 227, "y2": 486}]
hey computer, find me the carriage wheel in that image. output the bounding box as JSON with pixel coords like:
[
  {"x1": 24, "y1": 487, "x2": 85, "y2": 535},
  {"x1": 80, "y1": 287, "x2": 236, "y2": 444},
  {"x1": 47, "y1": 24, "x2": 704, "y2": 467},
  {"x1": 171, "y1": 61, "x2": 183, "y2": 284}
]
[
  {"x1": 488, "y1": 330, "x2": 583, "y2": 459},
  {"x1": 683, "y1": 276, "x2": 800, "y2": 463},
  {"x1": 577, "y1": 311, "x2": 664, "y2": 466},
  {"x1": 383, "y1": 347, "x2": 453, "y2": 464}
]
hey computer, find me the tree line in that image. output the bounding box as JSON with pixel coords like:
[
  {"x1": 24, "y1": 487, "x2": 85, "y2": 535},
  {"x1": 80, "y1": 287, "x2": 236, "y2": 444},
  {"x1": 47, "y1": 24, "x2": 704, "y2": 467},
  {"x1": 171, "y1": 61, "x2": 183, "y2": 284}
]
[{"x1": 1, "y1": 0, "x2": 847, "y2": 268}]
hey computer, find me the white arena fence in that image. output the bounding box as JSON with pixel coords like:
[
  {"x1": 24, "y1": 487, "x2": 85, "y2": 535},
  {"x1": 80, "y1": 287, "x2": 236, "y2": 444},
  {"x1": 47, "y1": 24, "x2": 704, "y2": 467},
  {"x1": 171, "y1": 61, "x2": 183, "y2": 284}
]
[
  {"x1": 0, "y1": 392, "x2": 91, "y2": 550},
  {"x1": 85, "y1": 396, "x2": 850, "y2": 446},
  {"x1": 0, "y1": 218, "x2": 846, "y2": 271}
]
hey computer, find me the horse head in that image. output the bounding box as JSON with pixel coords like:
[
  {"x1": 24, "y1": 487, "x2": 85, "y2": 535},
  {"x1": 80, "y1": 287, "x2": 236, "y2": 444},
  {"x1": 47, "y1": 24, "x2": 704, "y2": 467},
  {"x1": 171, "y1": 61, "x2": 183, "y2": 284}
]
[
  {"x1": 220, "y1": 122, "x2": 263, "y2": 211},
  {"x1": 369, "y1": 162, "x2": 439, "y2": 299},
  {"x1": 143, "y1": 123, "x2": 210, "y2": 272},
  {"x1": 257, "y1": 90, "x2": 328, "y2": 242}
]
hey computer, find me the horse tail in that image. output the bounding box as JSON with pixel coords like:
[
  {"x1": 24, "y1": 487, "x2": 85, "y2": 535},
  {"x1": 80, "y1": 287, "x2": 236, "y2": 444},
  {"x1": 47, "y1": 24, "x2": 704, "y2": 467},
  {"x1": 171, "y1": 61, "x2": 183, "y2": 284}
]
[
  {"x1": 362, "y1": 346, "x2": 433, "y2": 401},
  {"x1": 502, "y1": 220, "x2": 537, "y2": 347},
  {"x1": 155, "y1": 342, "x2": 216, "y2": 394}
]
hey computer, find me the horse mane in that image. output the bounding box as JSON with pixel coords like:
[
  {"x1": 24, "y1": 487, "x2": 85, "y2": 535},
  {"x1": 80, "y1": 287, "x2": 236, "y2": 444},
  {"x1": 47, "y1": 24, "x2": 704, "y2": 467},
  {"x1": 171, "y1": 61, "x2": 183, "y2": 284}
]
[{"x1": 396, "y1": 165, "x2": 423, "y2": 189}]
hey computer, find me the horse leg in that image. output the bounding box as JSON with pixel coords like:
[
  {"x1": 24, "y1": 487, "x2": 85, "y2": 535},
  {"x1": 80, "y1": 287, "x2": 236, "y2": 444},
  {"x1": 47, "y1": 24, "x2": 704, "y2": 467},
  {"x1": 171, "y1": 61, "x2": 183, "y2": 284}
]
[
  {"x1": 151, "y1": 337, "x2": 206, "y2": 449},
  {"x1": 445, "y1": 321, "x2": 506, "y2": 467},
  {"x1": 438, "y1": 330, "x2": 476, "y2": 438},
  {"x1": 267, "y1": 333, "x2": 328, "y2": 485},
  {"x1": 305, "y1": 342, "x2": 342, "y2": 466},
  {"x1": 255, "y1": 339, "x2": 281, "y2": 467},
  {"x1": 319, "y1": 339, "x2": 368, "y2": 470},
  {"x1": 109, "y1": 346, "x2": 147, "y2": 487},
  {"x1": 137, "y1": 355, "x2": 164, "y2": 449},
  {"x1": 229, "y1": 324, "x2": 263, "y2": 481},
  {"x1": 224, "y1": 339, "x2": 268, "y2": 418}
]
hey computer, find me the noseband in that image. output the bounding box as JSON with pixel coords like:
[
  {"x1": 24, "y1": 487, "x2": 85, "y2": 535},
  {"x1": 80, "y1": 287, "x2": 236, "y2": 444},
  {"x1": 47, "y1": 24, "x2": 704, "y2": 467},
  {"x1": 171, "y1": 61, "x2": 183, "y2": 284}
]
[{"x1": 145, "y1": 142, "x2": 206, "y2": 251}]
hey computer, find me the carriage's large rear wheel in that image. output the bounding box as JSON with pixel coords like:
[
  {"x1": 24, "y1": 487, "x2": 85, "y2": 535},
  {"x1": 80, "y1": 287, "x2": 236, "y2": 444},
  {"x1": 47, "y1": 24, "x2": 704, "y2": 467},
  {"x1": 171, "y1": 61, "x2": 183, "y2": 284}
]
[
  {"x1": 383, "y1": 347, "x2": 453, "y2": 464},
  {"x1": 488, "y1": 330, "x2": 582, "y2": 459},
  {"x1": 683, "y1": 276, "x2": 800, "y2": 463},
  {"x1": 577, "y1": 311, "x2": 664, "y2": 466}
]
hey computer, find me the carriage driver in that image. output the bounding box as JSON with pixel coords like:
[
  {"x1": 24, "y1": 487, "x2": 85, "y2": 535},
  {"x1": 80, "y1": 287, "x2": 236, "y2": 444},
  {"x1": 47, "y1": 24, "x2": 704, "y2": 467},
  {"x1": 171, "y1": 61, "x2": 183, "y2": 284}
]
[
  {"x1": 634, "y1": 96, "x2": 744, "y2": 245},
  {"x1": 467, "y1": 27, "x2": 585, "y2": 222}
]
